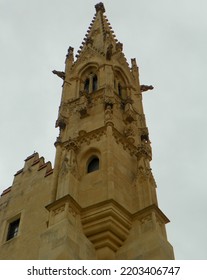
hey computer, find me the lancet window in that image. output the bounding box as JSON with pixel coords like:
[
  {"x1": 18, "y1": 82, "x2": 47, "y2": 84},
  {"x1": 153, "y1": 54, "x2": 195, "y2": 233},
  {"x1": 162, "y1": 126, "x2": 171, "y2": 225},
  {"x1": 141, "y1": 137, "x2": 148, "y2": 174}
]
[{"x1": 83, "y1": 73, "x2": 98, "y2": 94}]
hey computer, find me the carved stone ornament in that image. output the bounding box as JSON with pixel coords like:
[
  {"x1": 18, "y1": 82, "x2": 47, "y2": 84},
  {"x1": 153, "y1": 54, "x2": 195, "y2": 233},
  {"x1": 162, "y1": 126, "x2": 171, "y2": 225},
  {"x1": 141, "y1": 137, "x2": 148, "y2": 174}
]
[
  {"x1": 104, "y1": 104, "x2": 113, "y2": 125},
  {"x1": 124, "y1": 124, "x2": 135, "y2": 138},
  {"x1": 136, "y1": 143, "x2": 152, "y2": 161},
  {"x1": 140, "y1": 85, "x2": 154, "y2": 92},
  {"x1": 77, "y1": 93, "x2": 89, "y2": 118},
  {"x1": 55, "y1": 117, "x2": 67, "y2": 130},
  {"x1": 106, "y1": 44, "x2": 113, "y2": 60},
  {"x1": 53, "y1": 205, "x2": 65, "y2": 216},
  {"x1": 95, "y1": 2, "x2": 105, "y2": 13},
  {"x1": 65, "y1": 138, "x2": 80, "y2": 152},
  {"x1": 123, "y1": 101, "x2": 136, "y2": 123},
  {"x1": 78, "y1": 127, "x2": 106, "y2": 145},
  {"x1": 52, "y1": 70, "x2": 65, "y2": 80},
  {"x1": 60, "y1": 147, "x2": 80, "y2": 180},
  {"x1": 66, "y1": 46, "x2": 74, "y2": 59},
  {"x1": 116, "y1": 42, "x2": 123, "y2": 52}
]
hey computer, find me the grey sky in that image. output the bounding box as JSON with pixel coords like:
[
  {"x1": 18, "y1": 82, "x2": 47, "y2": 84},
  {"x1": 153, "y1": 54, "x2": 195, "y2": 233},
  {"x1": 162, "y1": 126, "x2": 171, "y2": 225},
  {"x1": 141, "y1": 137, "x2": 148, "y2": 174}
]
[{"x1": 0, "y1": 0, "x2": 207, "y2": 259}]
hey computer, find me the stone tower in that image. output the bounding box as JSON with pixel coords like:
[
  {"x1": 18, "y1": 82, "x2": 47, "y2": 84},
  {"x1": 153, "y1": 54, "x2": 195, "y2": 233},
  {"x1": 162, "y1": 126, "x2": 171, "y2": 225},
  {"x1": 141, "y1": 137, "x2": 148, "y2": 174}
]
[
  {"x1": 40, "y1": 2, "x2": 174, "y2": 260},
  {"x1": 0, "y1": 2, "x2": 174, "y2": 260}
]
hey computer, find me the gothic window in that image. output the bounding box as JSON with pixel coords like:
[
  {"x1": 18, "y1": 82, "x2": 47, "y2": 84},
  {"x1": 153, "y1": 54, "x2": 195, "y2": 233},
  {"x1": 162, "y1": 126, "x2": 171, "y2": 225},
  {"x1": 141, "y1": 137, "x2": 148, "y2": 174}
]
[
  {"x1": 87, "y1": 156, "x2": 99, "y2": 173},
  {"x1": 83, "y1": 73, "x2": 98, "y2": 94},
  {"x1": 7, "y1": 218, "x2": 20, "y2": 241},
  {"x1": 114, "y1": 70, "x2": 127, "y2": 99}
]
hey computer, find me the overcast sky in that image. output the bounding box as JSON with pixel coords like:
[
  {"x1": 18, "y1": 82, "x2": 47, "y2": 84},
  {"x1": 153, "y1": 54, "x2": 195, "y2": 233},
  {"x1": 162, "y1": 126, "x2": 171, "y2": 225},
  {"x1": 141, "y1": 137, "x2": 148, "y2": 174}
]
[{"x1": 1, "y1": 0, "x2": 207, "y2": 260}]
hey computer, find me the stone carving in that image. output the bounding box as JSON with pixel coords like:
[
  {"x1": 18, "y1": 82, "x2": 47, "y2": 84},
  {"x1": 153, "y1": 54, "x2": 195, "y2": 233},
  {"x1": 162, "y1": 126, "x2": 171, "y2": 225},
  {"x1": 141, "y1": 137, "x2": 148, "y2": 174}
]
[
  {"x1": 77, "y1": 92, "x2": 89, "y2": 118},
  {"x1": 136, "y1": 143, "x2": 152, "y2": 161},
  {"x1": 65, "y1": 138, "x2": 80, "y2": 152},
  {"x1": 52, "y1": 70, "x2": 65, "y2": 80},
  {"x1": 123, "y1": 98, "x2": 136, "y2": 123},
  {"x1": 124, "y1": 123, "x2": 135, "y2": 138},
  {"x1": 66, "y1": 46, "x2": 74, "y2": 59},
  {"x1": 78, "y1": 127, "x2": 106, "y2": 145},
  {"x1": 95, "y1": 2, "x2": 105, "y2": 13},
  {"x1": 112, "y1": 127, "x2": 137, "y2": 156},
  {"x1": 56, "y1": 117, "x2": 67, "y2": 130},
  {"x1": 106, "y1": 44, "x2": 113, "y2": 60},
  {"x1": 60, "y1": 139, "x2": 80, "y2": 180},
  {"x1": 69, "y1": 205, "x2": 77, "y2": 217},
  {"x1": 116, "y1": 42, "x2": 123, "y2": 52},
  {"x1": 53, "y1": 205, "x2": 65, "y2": 216},
  {"x1": 140, "y1": 85, "x2": 154, "y2": 92},
  {"x1": 104, "y1": 104, "x2": 113, "y2": 125}
]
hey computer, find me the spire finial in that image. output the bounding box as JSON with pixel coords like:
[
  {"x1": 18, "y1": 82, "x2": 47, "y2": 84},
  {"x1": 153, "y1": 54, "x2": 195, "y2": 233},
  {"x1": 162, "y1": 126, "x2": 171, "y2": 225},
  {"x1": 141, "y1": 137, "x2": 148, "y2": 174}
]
[{"x1": 95, "y1": 2, "x2": 105, "y2": 13}]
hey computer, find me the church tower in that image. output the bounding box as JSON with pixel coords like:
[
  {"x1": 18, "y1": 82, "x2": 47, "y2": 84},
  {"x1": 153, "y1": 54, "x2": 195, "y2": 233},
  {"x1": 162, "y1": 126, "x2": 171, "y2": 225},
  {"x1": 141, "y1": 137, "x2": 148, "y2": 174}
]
[{"x1": 39, "y1": 3, "x2": 174, "y2": 260}]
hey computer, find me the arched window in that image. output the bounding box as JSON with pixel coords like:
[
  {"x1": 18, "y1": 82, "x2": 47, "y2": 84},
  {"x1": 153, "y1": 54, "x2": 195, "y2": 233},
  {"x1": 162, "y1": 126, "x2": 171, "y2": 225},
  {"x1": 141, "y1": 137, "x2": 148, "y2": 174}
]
[
  {"x1": 114, "y1": 70, "x2": 127, "y2": 99},
  {"x1": 83, "y1": 73, "x2": 98, "y2": 94},
  {"x1": 87, "y1": 157, "x2": 99, "y2": 173}
]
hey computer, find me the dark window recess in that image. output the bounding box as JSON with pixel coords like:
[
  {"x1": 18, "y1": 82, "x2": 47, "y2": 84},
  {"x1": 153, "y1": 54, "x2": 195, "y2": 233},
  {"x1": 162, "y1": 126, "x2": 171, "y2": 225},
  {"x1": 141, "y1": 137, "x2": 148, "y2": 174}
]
[
  {"x1": 118, "y1": 83, "x2": 122, "y2": 97},
  {"x1": 87, "y1": 157, "x2": 99, "y2": 173},
  {"x1": 7, "y1": 218, "x2": 20, "y2": 241},
  {"x1": 92, "y1": 75, "x2": 98, "y2": 91},
  {"x1": 84, "y1": 78, "x2": 90, "y2": 93},
  {"x1": 141, "y1": 134, "x2": 149, "y2": 143}
]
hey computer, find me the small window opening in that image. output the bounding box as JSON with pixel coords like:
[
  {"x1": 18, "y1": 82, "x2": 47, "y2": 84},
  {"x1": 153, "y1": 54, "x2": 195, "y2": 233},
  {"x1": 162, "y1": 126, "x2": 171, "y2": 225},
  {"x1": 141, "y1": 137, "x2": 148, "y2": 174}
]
[
  {"x1": 118, "y1": 83, "x2": 122, "y2": 97},
  {"x1": 87, "y1": 157, "x2": 99, "y2": 173},
  {"x1": 7, "y1": 218, "x2": 20, "y2": 241},
  {"x1": 92, "y1": 75, "x2": 98, "y2": 92},
  {"x1": 84, "y1": 78, "x2": 90, "y2": 93}
]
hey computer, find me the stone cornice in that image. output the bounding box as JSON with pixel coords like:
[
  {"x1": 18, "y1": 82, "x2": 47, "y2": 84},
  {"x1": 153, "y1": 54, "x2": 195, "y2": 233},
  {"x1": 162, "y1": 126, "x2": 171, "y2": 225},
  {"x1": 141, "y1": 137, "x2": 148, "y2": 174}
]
[{"x1": 133, "y1": 204, "x2": 170, "y2": 224}]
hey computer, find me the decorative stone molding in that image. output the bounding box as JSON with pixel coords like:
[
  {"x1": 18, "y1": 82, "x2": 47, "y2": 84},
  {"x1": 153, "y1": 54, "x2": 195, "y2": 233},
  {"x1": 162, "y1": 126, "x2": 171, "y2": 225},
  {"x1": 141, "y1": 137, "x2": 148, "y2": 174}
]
[
  {"x1": 104, "y1": 104, "x2": 113, "y2": 126},
  {"x1": 112, "y1": 127, "x2": 137, "y2": 156},
  {"x1": 53, "y1": 205, "x2": 65, "y2": 217},
  {"x1": 65, "y1": 138, "x2": 80, "y2": 152},
  {"x1": 78, "y1": 127, "x2": 106, "y2": 145},
  {"x1": 139, "y1": 127, "x2": 149, "y2": 142},
  {"x1": 136, "y1": 143, "x2": 152, "y2": 161},
  {"x1": 123, "y1": 98, "x2": 136, "y2": 123},
  {"x1": 46, "y1": 195, "x2": 81, "y2": 227},
  {"x1": 81, "y1": 200, "x2": 131, "y2": 253},
  {"x1": 133, "y1": 204, "x2": 170, "y2": 226},
  {"x1": 61, "y1": 139, "x2": 80, "y2": 180}
]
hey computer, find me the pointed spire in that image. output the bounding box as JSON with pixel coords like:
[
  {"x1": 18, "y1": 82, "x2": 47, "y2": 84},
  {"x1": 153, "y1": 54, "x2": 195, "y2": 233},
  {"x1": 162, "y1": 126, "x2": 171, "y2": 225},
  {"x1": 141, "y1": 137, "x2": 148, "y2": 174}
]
[
  {"x1": 75, "y1": 2, "x2": 120, "y2": 62},
  {"x1": 65, "y1": 46, "x2": 74, "y2": 77}
]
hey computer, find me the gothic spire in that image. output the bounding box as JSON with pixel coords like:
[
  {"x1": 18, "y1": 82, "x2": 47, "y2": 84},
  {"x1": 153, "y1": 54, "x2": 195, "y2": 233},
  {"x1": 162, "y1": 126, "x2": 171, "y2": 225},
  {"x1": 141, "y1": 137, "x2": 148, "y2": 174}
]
[{"x1": 75, "y1": 2, "x2": 122, "y2": 62}]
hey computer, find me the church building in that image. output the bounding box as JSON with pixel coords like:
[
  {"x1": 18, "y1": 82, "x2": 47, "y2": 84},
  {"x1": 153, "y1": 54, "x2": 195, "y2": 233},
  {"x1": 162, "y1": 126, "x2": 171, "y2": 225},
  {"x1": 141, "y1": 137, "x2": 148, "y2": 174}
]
[{"x1": 0, "y1": 2, "x2": 174, "y2": 260}]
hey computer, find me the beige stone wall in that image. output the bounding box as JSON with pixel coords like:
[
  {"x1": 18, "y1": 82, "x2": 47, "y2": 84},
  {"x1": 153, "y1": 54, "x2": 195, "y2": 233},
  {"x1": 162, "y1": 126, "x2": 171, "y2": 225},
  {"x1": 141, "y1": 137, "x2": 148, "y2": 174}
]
[{"x1": 0, "y1": 153, "x2": 53, "y2": 259}]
